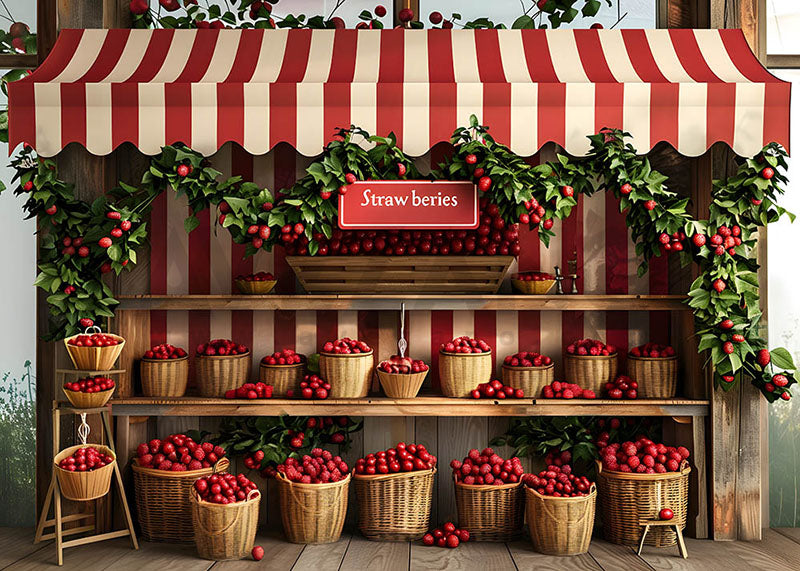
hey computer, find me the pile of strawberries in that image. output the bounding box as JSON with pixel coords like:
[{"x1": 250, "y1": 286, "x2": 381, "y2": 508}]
[
  {"x1": 196, "y1": 339, "x2": 248, "y2": 357},
  {"x1": 63, "y1": 376, "x2": 115, "y2": 394},
  {"x1": 450, "y1": 448, "x2": 524, "y2": 485},
  {"x1": 57, "y1": 446, "x2": 114, "y2": 472},
  {"x1": 142, "y1": 343, "x2": 187, "y2": 360},
  {"x1": 321, "y1": 338, "x2": 371, "y2": 354},
  {"x1": 194, "y1": 473, "x2": 258, "y2": 504},
  {"x1": 441, "y1": 336, "x2": 491, "y2": 354},
  {"x1": 378, "y1": 355, "x2": 429, "y2": 374},
  {"x1": 657, "y1": 230, "x2": 686, "y2": 252},
  {"x1": 512, "y1": 271, "x2": 555, "y2": 281},
  {"x1": 276, "y1": 448, "x2": 349, "y2": 483},
  {"x1": 422, "y1": 522, "x2": 471, "y2": 548},
  {"x1": 135, "y1": 434, "x2": 226, "y2": 472},
  {"x1": 261, "y1": 348, "x2": 304, "y2": 366},
  {"x1": 541, "y1": 381, "x2": 596, "y2": 399},
  {"x1": 235, "y1": 271, "x2": 274, "y2": 282},
  {"x1": 691, "y1": 224, "x2": 742, "y2": 257},
  {"x1": 224, "y1": 382, "x2": 273, "y2": 399},
  {"x1": 354, "y1": 442, "x2": 436, "y2": 475},
  {"x1": 67, "y1": 332, "x2": 120, "y2": 347},
  {"x1": 566, "y1": 338, "x2": 616, "y2": 356},
  {"x1": 522, "y1": 463, "x2": 593, "y2": 497},
  {"x1": 471, "y1": 380, "x2": 524, "y2": 399},
  {"x1": 287, "y1": 374, "x2": 330, "y2": 399},
  {"x1": 599, "y1": 437, "x2": 690, "y2": 474},
  {"x1": 630, "y1": 343, "x2": 676, "y2": 358},
  {"x1": 503, "y1": 351, "x2": 553, "y2": 368},
  {"x1": 604, "y1": 375, "x2": 638, "y2": 399}
]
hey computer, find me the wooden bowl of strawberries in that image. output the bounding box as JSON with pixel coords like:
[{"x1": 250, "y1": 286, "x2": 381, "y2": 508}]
[
  {"x1": 376, "y1": 355, "x2": 429, "y2": 399},
  {"x1": 511, "y1": 271, "x2": 556, "y2": 295},
  {"x1": 64, "y1": 327, "x2": 125, "y2": 371},
  {"x1": 62, "y1": 376, "x2": 116, "y2": 408},
  {"x1": 234, "y1": 271, "x2": 277, "y2": 295}
]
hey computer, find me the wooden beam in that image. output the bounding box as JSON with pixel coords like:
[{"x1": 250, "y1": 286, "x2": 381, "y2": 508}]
[{"x1": 37, "y1": 0, "x2": 57, "y2": 65}]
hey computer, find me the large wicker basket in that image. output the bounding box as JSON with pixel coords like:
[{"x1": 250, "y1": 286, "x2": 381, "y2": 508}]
[
  {"x1": 376, "y1": 370, "x2": 428, "y2": 399},
  {"x1": 62, "y1": 387, "x2": 114, "y2": 409},
  {"x1": 501, "y1": 363, "x2": 554, "y2": 397},
  {"x1": 628, "y1": 355, "x2": 678, "y2": 398},
  {"x1": 596, "y1": 460, "x2": 690, "y2": 547},
  {"x1": 353, "y1": 468, "x2": 435, "y2": 541},
  {"x1": 453, "y1": 477, "x2": 524, "y2": 541},
  {"x1": 195, "y1": 353, "x2": 251, "y2": 397},
  {"x1": 140, "y1": 357, "x2": 189, "y2": 397},
  {"x1": 525, "y1": 485, "x2": 596, "y2": 555},
  {"x1": 277, "y1": 472, "x2": 349, "y2": 544},
  {"x1": 259, "y1": 362, "x2": 304, "y2": 396},
  {"x1": 63, "y1": 333, "x2": 125, "y2": 371},
  {"x1": 132, "y1": 457, "x2": 230, "y2": 543},
  {"x1": 54, "y1": 445, "x2": 116, "y2": 501},
  {"x1": 319, "y1": 351, "x2": 374, "y2": 398},
  {"x1": 563, "y1": 353, "x2": 618, "y2": 394},
  {"x1": 438, "y1": 350, "x2": 493, "y2": 397},
  {"x1": 191, "y1": 489, "x2": 260, "y2": 561}
]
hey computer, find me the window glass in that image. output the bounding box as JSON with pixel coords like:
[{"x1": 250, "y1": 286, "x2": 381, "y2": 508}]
[{"x1": 767, "y1": 0, "x2": 800, "y2": 55}]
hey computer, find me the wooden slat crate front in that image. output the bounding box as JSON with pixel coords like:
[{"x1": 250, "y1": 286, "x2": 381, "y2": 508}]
[{"x1": 286, "y1": 256, "x2": 514, "y2": 293}]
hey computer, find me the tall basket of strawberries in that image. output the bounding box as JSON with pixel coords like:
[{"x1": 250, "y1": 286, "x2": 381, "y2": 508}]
[
  {"x1": 275, "y1": 449, "x2": 350, "y2": 544},
  {"x1": 353, "y1": 442, "x2": 436, "y2": 541},
  {"x1": 259, "y1": 349, "x2": 305, "y2": 396},
  {"x1": 563, "y1": 339, "x2": 618, "y2": 394},
  {"x1": 451, "y1": 448, "x2": 525, "y2": 541},
  {"x1": 501, "y1": 351, "x2": 555, "y2": 396},
  {"x1": 439, "y1": 337, "x2": 493, "y2": 397},
  {"x1": 319, "y1": 338, "x2": 374, "y2": 398},
  {"x1": 140, "y1": 343, "x2": 189, "y2": 397},
  {"x1": 132, "y1": 434, "x2": 230, "y2": 543},
  {"x1": 64, "y1": 327, "x2": 125, "y2": 371},
  {"x1": 627, "y1": 343, "x2": 679, "y2": 398},
  {"x1": 195, "y1": 339, "x2": 251, "y2": 397}
]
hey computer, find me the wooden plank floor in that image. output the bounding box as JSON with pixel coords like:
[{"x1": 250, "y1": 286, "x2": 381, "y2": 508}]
[{"x1": 6, "y1": 527, "x2": 800, "y2": 570}]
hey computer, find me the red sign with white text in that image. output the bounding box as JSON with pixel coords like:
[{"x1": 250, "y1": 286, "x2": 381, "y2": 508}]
[{"x1": 338, "y1": 180, "x2": 478, "y2": 229}]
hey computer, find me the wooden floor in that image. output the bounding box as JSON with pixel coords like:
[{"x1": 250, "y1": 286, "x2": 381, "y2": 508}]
[{"x1": 5, "y1": 527, "x2": 800, "y2": 570}]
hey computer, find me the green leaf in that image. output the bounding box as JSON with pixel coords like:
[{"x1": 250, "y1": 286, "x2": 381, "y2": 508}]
[
  {"x1": 771, "y1": 347, "x2": 796, "y2": 371},
  {"x1": 184, "y1": 215, "x2": 200, "y2": 234}
]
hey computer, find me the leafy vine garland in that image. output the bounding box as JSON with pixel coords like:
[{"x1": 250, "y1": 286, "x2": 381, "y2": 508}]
[{"x1": 2, "y1": 119, "x2": 795, "y2": 402}]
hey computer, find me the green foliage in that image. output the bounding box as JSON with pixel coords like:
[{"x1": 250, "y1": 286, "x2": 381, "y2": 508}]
[{"x1": 0, "y1": 362, "x2": 35, "y2": 526}]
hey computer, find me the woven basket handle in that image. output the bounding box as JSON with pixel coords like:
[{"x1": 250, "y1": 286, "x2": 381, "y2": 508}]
[{"x1": 279, "y1": 472, "x2": 346, "y2": 513}]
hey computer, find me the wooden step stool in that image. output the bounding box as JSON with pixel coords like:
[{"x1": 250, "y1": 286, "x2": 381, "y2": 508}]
[{"x1": 637, "y1": 518, "x2": 688, "y2": 559}]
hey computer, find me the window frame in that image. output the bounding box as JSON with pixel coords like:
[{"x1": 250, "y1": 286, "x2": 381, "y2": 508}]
[
  {"x1": 0, "y1": 0, "x2": 56, "y2": 71},
  {"x1": 762, "y1": 0, "x2": 800, "y2": 68}
]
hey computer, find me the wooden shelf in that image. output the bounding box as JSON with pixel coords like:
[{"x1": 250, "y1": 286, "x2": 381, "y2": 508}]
[
  {"x1": 109, "y1": 396, "x2": 708, "y2": 417},
  {"x1": 115, "y1": 294, "x2": 689, "y2": 312}
]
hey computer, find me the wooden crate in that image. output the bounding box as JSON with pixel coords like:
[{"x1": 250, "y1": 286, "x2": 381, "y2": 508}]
[{"x1": 286, "y1": 256, "x2": 514, "y2": 294}]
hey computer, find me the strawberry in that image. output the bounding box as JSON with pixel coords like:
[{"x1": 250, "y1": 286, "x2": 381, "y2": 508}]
[
  {"x1": 761, "y1": 167, "x2": 774, "y2": 179},
  {"x1": 712, "y1": 279, "x2": 726, "y2": 293},
  {"x1": 692, "y1": 234, "x2": 706, "y2": 247},
  {"x1": 465, "y1": 154, "x2": 477, "y2": 165},
  {"x1": 620, "y1": 183, "x2": 632, "y2": 195},
  {"x1": 773, "y1": 374, "x2": 789, "y2": 388},
  {"x1": 732, "y1": 334, "x2": 745, "y2": 343},
  {"x1": 561, "y1": 185, "x2": 574, "y2": 198},
  {"x1": 477, "y1": 176, "x2": 492, "y2": 192},
  {"x1": 719, "y1": 319, "x2": 734, "y2": 330},
  {"x1": 98, "y1": 237, "x2": 112, "y2": 248},
  {"x1": 723, "y1": 341, "x2": 734, "y2": 354},
  {"x1": 644, "y1": 200, "x2": 656, "y2": 211},
  {"x1": 757, "y1": 349, "x2": 771, "y2": 367}
]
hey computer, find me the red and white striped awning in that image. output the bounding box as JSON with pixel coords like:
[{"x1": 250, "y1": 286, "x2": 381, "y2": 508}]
[{"x1": 9, "y1": 28, "x2": 790, "y2": 158}]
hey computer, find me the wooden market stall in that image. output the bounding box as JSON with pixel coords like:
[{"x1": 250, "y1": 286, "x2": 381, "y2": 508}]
[{"x1": 9, "y1": 1, "x2": 793, "y2": 558}]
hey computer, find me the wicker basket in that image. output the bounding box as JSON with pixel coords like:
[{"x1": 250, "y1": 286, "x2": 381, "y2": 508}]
[
  {"x1": 195, "y1": 352, "x2": 251, "y2": 397},
  {"x1": 353, "y1": 468, "x2": 435, "y2": 541},
  {"x1": 63, "y1": 333, "x2": 125, "y2": 371},
  {"x1": 596, "y1": 460, "x2": 690, "y2": 547},
  {"x1": 438, "y1": 350, "x2": 493, "y2": 397},
  {"x1": 511, "y1": 278, "x2": 556, "y2": 295},
  {"x1": 54, "y1": 445, "x2": 116, "y2": 501},
  {"x1": 525, "y1": 485, "x2": 597, "y2": 555},
  {"x1": 62, "y1": 387, "x2": 114, "y2": 409},
  {"x1": 259, "y1": 362, "x2": 304, "y2": 396},
  {"x1": 191, "y1": 489, "x2": 261, "y2": 561},
  {"x1": 376, "y1": 370, "x2": 428, "y2": 399},
  {"x1": 319, "y1": 351, "x2": 374, "y2": 398},
  {"x1": 628, "y1": 355, "x2": 678, "y2": 398},
  {"x1": 454, "y1": 477, "x2": 524, "y2": 541},
  {"x1": 140, "y1": 356, "x2": 189, "y2": 397},
  {"x1": 234, "y1": 279, "x2": 277, "y2": 295},
  {"x1": 133, "y1": 457, "x2": 230, "y2": 543},
  {"x1": 502, "y1": 363, "x2": 554, "y2": 397},
  {"x1": 277, "y1": 472, "x2": 350, "y2": 544},
  {"x1": 563, "y1": 353, "x2": 618, "y2": 394}
]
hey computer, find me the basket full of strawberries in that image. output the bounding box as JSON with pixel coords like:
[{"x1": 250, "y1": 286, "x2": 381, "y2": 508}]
[
  {"x1": 563, "y1": 339, "x2": 618, "y2": 394},
  {"x1": 54, "y1": 445, "x2": 116, "y2": 501},
  {"x1": 140, "y1": 343, "x2": 189, "y2": 397},
  {"x1": 439, "y1": 336, "x2": 493, "y2": 397},
  {"x1": 62, "y1": 376, "x2": 116, "y2": 408},
  {"x1": 501, "y1": 351, "x2": 555, "y2": 396},
  {"x1": 195, "y1": 339, "x2": 251, "y2": 397},
  {"x1": 376, "y1": 355, "x2": 429, "y2": 399},
  {"x1": 627, "y1": 343, "x2": 678, "y2": 398},
  {"x1": 319, "y1": 338, "x2": 374, "y2": 398},
  {"x1": 64, "y1": 327, "x2": 125, "y2": 371},
  {"x1": 259, "y1": 349, "x2": 305, "y2": 396}
]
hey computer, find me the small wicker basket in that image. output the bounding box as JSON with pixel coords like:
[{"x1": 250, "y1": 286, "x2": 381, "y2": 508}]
[
  {"x1": 62, "y1": 387, "x2": 114, "y2": 409},
  {"x1": 140, "y1": 356, "x2": 189, "y2": 397},
  {"x1": 563, "y1": 353, "x2": 618, "y2": 394},
  {"x1": 596, "y1": 460, "x2": 690, "y2": 547},
  {"x1": 525, "y1": 485, "x2": 597, "y2": 555},
  {"x1": 54, "y1": 444, "x2": 116, "y2": 501},
  {"x1": 376, "y1": 370, "x2": 428, "y2": 399},
  {"x1": 438, "y1": 350, "x2": 493, "y2": 397},
  {"x1": 319, "y1": 351, "x2": 374, "y2": 398},
  {"x1": 234, "y1": 279, "x2": 277, "y2": 295},
  {"x1": 191, "y1": 489, "x2": 261, "y2": 561},
  {"x1": 195, "y1": 352, "x2": 251, "y2": 397},
  {"x1": 501, "y1": 363, "x2": 554, "y2": 397},
  {"x1": 259, "y1": 362, "x2": 304, "y2": 396},
  {"x1": 628, "y1": 355, "x2": 678, "y2": 398},
  {"x1": 63, "y1": 333, "x2": 125, "y2": 371},
  {"x1": 277, "y1": 472, "x2": 350, "y2": 544},
  {"x1": 133, "y1": 457, "x2": 230, "y2": 543},
  {"x1": 453, "y1": 477, "x2": 524, "y2": 541},
  {"x1": 511, "y1": 278, "x2": 556, "y2": 295},
  {"x1": 353, "y1": 468, "x2": 435, "y2": 541}
]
